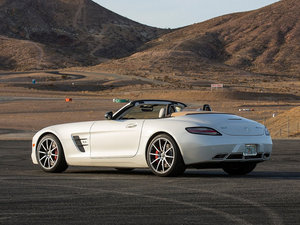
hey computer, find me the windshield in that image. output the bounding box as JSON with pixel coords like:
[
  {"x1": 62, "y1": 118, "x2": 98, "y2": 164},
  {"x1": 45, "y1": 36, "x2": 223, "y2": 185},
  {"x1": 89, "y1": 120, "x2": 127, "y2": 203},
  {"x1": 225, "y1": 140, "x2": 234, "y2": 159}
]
[{"x1": 117, "y1": 103, "x2": 184, "y2": 120}]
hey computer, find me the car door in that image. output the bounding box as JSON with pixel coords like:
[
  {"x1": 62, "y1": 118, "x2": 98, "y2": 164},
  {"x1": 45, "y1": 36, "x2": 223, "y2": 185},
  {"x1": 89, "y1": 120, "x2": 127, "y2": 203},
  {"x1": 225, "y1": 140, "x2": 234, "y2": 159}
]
[{"x1": 90, "y1": 119, "x2": 144, "y2": 158}]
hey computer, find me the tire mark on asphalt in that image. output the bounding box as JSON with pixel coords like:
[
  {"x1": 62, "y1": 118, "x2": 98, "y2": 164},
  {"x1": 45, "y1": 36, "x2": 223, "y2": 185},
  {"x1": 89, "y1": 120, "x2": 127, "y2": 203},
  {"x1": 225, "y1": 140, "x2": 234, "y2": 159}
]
[
  {"x1": 177, "y1": 187, "x2": 283, "y2": 225},
  {"x1": 1, "y1": 179, "x2": 252, "y2": 225}
]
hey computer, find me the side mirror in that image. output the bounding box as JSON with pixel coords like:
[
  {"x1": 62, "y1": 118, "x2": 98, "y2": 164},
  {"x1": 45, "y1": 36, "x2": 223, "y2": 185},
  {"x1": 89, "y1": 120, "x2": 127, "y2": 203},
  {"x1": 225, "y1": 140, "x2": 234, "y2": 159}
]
[{"x1": 105, "y1": 111, "x2": 113, "y2": 120}]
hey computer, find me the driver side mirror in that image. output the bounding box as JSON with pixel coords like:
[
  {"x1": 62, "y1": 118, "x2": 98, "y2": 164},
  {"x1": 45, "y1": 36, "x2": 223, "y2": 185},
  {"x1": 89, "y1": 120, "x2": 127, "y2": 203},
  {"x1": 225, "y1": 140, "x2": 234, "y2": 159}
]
[{"x1": 105, "y1": 111, "x2": 113, "y2": 120}]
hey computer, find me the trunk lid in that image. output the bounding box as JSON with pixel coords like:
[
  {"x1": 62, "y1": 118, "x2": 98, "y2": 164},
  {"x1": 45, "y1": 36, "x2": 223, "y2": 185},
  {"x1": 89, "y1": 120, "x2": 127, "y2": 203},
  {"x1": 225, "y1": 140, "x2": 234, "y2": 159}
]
[
  {"x1": 180, "y1": 113, "x2": 264, "y2": 136},
  {"x1": 217, "y1": 116, "x2": 264, "y2": 136}
]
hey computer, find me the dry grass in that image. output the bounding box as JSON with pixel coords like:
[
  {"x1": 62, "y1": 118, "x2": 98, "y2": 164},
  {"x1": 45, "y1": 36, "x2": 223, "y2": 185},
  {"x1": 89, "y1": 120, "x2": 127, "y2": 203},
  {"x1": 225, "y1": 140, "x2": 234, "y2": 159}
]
[
  {"x1": 0, "y1": 70, "x2": 299, "y2": 140},
  {"x1": 265, "y1": 106, "x2": 300, "y2": 138}
]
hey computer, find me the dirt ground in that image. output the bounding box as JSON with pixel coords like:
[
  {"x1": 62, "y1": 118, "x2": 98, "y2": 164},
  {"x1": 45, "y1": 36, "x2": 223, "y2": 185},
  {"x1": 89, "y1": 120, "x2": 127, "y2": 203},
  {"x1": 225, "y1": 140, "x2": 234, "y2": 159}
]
[{"x1": 0, "y1": 70, "x2": 299, "y2": 139}]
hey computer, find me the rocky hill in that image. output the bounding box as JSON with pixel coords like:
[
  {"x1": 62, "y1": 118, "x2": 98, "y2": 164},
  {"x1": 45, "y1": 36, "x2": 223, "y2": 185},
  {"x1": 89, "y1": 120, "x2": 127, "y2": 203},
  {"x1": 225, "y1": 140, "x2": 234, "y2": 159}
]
[
  {"x1": 1, "y1": 0, "x2": 299, "y2": 77},
  {"x1": 0, "y1": 0, "x2": 167, "y2": 70},
  {"x1": 96, "y1": 0, "x2": 300, "y2": 78}
]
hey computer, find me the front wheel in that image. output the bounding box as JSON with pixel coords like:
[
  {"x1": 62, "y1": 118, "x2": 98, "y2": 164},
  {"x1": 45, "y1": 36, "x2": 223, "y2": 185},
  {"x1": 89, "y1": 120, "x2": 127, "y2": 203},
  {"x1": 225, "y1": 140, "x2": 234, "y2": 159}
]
[
  {"x1": 146, "y1": 134, "x2": 186, "y2": 177},
  {"x1": 36, "y1": 134, "x2": 68, "y2": 173},
  {"x1": 222, "y1": 162, "x2": 257, "y2": 175}
]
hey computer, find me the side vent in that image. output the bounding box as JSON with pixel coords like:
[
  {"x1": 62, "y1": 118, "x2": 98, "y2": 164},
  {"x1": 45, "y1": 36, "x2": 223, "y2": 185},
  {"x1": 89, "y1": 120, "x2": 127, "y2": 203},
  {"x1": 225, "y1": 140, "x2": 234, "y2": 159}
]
[{"x1": 73, "y1": 136, "x2": 88, "y2": 152}]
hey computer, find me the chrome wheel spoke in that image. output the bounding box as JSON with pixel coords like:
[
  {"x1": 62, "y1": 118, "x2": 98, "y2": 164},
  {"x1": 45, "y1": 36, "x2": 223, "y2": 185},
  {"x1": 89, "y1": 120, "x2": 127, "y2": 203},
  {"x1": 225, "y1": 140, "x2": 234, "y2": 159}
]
[
  {"x1": 164, "y1": 159, "x2": 171, "y2": 168},
  {"x1": 159, "y1": 139, "x2": 162, "y2": 152},
  {"x1": 152, "y1": 144, "x2": 160, "y2": 153},
  {"x1": 49, "y1": 157, "x2": 55, "y2": 164},
  {"x1": 49, "y1": 140, "x2": 53, "y2": 150},
  {"x1": 47, "y1": 158, "x2": 50, "y2": 168},
  {"x1": 41, "y1": 143, "x2": 47, "y2": 151},
  {"x1": 46, "y1": 140, "x2": 49, "y2": 150},
  {"x1": 156, "y1": 158, "x2": 162, "y2": 171},
  {"x1": 165, "y1": 147, "x2": 173, "y2": 154},
  {"x1": 42, "y1": 157, "x2": 48, "y2": 167},
  {"x1": 150, "y1": 157, "x2": 160, "y2": 165},
  {"x1": 149, "y1": 153, "x2": 159, "y2": 156},
  {"x1": 162, "y1": 141, "x2": 167, "y2": 152}
]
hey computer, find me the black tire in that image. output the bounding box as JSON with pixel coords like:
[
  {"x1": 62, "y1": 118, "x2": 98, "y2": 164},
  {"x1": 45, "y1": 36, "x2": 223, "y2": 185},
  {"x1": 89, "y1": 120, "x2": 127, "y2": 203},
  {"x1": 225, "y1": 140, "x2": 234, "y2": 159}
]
[
  {"x1": 36, "y1": 134, "x2": 68, "y2": 173},
  {"x1": 222, "y1": 162, "x2": 257, "y2": 175},
  {"x1": 115, "y1": 168, "x2": 134, "y2": 172},
  {"x1": 146, "y1": 134, "x2": 186, "y2": 177}
]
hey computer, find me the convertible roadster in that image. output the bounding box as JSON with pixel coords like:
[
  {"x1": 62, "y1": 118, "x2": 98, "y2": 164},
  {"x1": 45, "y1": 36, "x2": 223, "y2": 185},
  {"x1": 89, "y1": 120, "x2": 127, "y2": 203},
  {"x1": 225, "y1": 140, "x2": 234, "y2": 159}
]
[{"x1": 31, "y1": 99, "x2": 272, "y2": 176}]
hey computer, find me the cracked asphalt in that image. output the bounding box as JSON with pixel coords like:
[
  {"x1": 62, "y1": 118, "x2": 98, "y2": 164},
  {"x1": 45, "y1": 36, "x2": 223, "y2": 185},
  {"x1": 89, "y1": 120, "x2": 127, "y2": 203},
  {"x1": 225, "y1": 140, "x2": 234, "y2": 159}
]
[{"x1": 0, "y1": 139, "x2": 299, "y2": 225}]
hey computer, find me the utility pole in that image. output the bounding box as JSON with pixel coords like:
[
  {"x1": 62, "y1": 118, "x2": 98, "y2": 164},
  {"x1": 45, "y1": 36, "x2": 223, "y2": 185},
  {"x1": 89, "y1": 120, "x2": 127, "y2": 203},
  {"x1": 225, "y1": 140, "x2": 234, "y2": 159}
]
[{"x1": 287, "y1": 117, "x2": 289, "y2": 138}]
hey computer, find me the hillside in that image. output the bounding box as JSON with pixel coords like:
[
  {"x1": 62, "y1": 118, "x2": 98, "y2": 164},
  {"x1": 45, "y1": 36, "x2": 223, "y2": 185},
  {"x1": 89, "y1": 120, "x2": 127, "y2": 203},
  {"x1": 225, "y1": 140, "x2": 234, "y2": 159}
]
[
  {"x1": 265, "y1": 106, "x2": 300, "y2": 138},
  {"x1": 0, "y1": 0, "x2": 167, "y2": 70},
  {"x1": 95, "y1": 0, "x2": 300, "y2": 78}
]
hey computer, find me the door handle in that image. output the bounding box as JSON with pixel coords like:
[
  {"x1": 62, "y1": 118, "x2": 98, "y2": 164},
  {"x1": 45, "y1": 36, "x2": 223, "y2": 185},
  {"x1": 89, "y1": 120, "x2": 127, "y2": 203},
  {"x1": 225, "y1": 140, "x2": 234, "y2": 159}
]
[{"x1": 126, "y1": 123, "x2": 137, "y2": 128}]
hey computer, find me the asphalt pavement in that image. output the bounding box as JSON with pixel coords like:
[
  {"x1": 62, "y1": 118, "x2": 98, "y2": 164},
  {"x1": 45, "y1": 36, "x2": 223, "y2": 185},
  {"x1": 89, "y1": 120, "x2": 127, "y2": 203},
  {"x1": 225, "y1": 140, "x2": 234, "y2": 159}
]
[{"x1": 0, "y1": 139, "x2": 299, "y2": 225}]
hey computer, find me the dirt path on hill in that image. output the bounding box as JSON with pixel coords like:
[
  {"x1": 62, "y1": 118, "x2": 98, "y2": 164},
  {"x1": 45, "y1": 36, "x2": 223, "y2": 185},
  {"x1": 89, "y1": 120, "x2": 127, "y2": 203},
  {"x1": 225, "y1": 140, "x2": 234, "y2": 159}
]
[
  {"x1": 72, "y1": 0, "x2": 87, "y2": 31},
  {"x1": 21, "y1": 40, "x2": 44, "y2": 69},
  {"x1": 30, "y1": 42, "x2": 44, "y2": 68},
  {"x1": 91, "y1": 43, "x2": 103, "y2": 57}
]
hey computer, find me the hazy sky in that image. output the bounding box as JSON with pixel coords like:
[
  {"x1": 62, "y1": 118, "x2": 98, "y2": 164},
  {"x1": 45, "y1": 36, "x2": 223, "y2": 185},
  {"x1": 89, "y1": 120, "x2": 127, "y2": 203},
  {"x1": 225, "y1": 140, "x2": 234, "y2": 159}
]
[{"x1": 93, "y1": 0, "x2": 280, "y2": 28}]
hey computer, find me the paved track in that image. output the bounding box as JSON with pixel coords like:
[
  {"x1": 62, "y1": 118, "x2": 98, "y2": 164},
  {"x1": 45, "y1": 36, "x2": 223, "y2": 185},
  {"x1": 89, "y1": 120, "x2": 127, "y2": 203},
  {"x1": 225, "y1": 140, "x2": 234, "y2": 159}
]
[{"x1": 0, "y1": 140, "x2": 299, "y2": 225}]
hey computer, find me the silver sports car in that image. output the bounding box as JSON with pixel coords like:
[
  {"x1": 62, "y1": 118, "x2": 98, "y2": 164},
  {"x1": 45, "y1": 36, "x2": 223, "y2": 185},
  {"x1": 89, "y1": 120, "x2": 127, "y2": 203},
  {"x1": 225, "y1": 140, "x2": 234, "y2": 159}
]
[{"x1": 32, "y1": 99, "x2": 272, "y2": 176}]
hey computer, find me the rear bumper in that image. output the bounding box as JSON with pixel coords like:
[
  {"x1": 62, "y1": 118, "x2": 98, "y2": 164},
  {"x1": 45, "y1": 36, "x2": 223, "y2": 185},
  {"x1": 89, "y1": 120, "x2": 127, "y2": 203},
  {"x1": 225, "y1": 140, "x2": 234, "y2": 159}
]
[{"x1": 178, "y1": 133, "x2": 272, "y2": 165}]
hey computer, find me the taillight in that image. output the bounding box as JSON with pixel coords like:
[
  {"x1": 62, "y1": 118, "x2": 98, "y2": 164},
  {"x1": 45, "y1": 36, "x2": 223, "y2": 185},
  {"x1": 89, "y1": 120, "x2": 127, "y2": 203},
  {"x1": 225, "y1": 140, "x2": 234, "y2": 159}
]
[{"x1": 186, "y1": 127, "x2": 222, "y2": 136}]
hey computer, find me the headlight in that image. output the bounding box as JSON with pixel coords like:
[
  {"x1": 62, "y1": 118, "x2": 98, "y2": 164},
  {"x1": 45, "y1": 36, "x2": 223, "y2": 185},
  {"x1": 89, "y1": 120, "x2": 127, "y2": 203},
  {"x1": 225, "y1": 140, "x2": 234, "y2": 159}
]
[{"x1": 186, "y1": 127, "x2": 222, "y2": 136}]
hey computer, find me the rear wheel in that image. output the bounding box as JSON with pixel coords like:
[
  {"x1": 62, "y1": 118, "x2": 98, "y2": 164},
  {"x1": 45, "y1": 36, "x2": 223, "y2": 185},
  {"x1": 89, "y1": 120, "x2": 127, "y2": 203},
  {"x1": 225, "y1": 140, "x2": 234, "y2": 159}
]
[
  {"x1": 146, "y1": 134, "x2": 186, "y2": 177},
  {"x1": 222, "y1": 162, "x2": 256, "y2": 175},
  {"x1": 36, "y1": 134, "x2": 68, "y2": 173}
]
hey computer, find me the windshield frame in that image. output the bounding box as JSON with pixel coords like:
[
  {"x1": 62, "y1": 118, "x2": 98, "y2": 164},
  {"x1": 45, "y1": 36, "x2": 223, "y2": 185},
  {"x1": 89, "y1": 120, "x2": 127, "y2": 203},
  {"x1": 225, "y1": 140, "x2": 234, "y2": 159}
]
[{"x1": 112, "y1": 100, "x2": 187, "y2": 120}]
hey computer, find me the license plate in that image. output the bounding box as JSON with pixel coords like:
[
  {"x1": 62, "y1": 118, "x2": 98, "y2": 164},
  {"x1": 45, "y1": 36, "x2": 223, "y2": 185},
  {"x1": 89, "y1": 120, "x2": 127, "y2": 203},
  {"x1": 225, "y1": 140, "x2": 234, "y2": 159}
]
[{"x1": 243, "y1": 144, "x2": 257, "y2": 156}]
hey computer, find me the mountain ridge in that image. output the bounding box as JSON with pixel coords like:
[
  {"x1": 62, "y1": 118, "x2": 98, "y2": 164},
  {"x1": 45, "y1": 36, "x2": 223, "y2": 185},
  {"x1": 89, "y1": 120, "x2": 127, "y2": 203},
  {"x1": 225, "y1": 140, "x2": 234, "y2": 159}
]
[
  {"x1": 0, "y1": 0, "x2": 167, "y2": 70},
  {"x1": 0, "y1": 0, "x2": 299, "y2": 77},
  {"x1": 95, "y1": 0, "x2": 300, "y2": 78}
]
